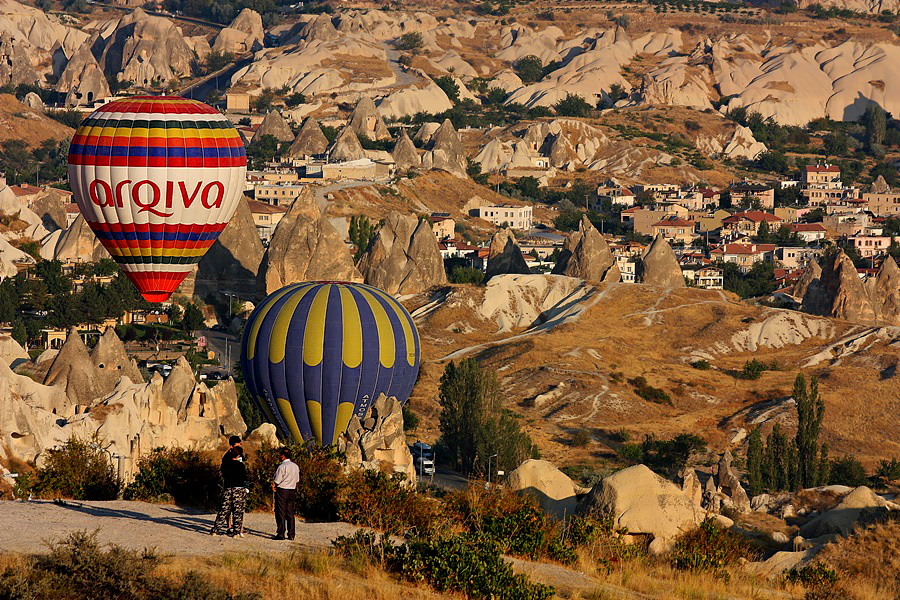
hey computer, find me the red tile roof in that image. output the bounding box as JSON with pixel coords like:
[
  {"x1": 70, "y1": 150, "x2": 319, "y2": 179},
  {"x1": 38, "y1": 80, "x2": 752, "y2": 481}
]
[
  {"x1": 789, "y1": 223, "x2": 826, "y2": 232},
  {"x1": 723, "y1": 211, "x2": 782, "y2": 224},
  {"x1": 64, "y1": 203, "x2": 80, "y2": 213},
  {"x1": 653, "y1": 218, "x2": 694, "y2": 228},
  {"x1": 805, "y1": 165, "x2": 839, "y2": 173},
  {"x1": 711, "y1": 243, "x2": 777, "y2": 255},
  {"x1": 246, "y1": 199, "x2": 287, "y2": 214}
]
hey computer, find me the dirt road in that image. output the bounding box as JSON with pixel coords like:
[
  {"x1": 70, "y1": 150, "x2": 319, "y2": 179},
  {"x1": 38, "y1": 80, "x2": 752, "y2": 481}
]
[{"x1": 0, "y1": 500, "x2": 359, "y2": 556}]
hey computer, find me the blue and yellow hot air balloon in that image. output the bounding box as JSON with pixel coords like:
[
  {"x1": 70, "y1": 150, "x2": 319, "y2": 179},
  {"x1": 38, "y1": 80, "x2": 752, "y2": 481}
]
[{"x1": 241, "y1": 282, "x2": 420, "y2": 445}]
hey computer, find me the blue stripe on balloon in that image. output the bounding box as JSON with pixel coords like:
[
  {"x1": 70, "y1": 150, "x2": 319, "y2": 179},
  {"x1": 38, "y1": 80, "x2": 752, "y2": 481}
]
[
  {"x1": 283, "y1": 284, "x2": 319, "y2": 441},
  {"x1": 93, "y1": 230, "x2": 221, "y2": 242},
  {"x1": 319, "y1": 286, "x2": 343, "y2": 445},
  {"x1": 69, "y1": 144, "x2": 246, "y2": 159},
  {"x1": 350, "y1": 285, "x2": 382, "y2": 421}
]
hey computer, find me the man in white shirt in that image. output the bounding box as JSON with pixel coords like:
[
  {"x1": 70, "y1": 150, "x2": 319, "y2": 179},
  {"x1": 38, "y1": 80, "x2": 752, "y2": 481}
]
[{"x1": 272, "y1": 447, "x2": 300, "y2": 540}]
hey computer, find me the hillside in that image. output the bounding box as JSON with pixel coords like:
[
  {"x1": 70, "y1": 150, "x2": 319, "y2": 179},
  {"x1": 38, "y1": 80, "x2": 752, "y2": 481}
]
[
  {"x1": 406, "y1": 277, "x2": 900, "y2": 470},
  {"x1": 0, "y1": 95, "x2": 73, "y2": 146}
]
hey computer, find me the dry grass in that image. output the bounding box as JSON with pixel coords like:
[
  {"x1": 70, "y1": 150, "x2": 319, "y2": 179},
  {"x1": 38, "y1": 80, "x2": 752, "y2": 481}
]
[
  {"x1": 155, "y1": 549, "x2": 455, "y2": 600},
  {"x1": 815, "y1": 516, "x2": 900, "y2": 600}
]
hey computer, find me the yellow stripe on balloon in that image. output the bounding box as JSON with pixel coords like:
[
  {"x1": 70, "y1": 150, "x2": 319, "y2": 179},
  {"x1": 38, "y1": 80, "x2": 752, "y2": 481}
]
[
  {"x1": 357, "y1": 287, "x2": 395, "y2": 368},
  {"x1": 268, "y1": 284, "x2": 317, "y2": 364},
  {"x1": 369, "y1": 286, "x2": 416, "y2": 367},
  {"x1": 247, "y1": 284, "x2": 304, "y2": 360},
  {"x1": 307, "y1": 400, "x2": 323, "y2": 443},
  {"x1": 275, "y1": 397, "x2": 302, "y2": 443},
  {"x1": 302, "y1": 285, "x2": 331, "y2": 367},
  {"x1": 105, "y1": 247, "x2": 211, "y2": 258},
  {"x1": 339, "y1": 286, "x2": 362, "y2": 369},
  {"x1": 334, "y1": 402, "x2": 355, "y2": 442}
]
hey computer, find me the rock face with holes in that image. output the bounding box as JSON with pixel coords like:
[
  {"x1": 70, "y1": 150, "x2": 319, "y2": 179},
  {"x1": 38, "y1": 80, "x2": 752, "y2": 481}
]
[
  {"x1": 57, "y1": 41, "x2": 111, "y2": 107},
  {"x1": 339, "y1": 394, "x2": 416, "y2": 484},
  {"x1": 552, "y1": 215, "x2": 619, "y2": 283},
  {"x1": 637, "y1": 234, "x2": 685, "y2": 288},
  {"x1": 484, "y1": 228, "x2": 531, "y2": 281},
  {"x1": 348, "y1": 96, "x2": 390, "y2": 141},
  {"x1": 580, "y1": 464, "x2": 706, "y2": 553},
  {"x1": 703, "y1": 451, "x2": 752, "y2": 514},
  {"x1": 507, "y1": 459, "x2": 581, "y2": 519},
  {"x1": 258, "y1": 188, "x2": 362, "y2": 294},
  {"x1": 357, "y1": 213, "x2": 447, "y2": 295},
  {"x1": 801, "y1": 250, "x2": 878, "y2": 323},
  {"x1": 0, "y1": 32, "x2": 38, "y2": 87}
]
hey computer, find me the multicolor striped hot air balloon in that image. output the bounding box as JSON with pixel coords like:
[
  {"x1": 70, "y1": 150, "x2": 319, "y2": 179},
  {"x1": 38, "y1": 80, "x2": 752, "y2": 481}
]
[
  {"x1": 68, "y1": 96, "x2": 247, "y2": 303},
  {"x1": 241, "y1": 282, "x2": 421, "y2": 446}
]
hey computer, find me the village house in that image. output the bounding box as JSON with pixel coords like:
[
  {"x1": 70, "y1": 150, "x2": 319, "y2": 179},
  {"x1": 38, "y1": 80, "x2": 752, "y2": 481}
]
[
  {"x1": 253, "y1": 181, "x2": 305, "y2": 206},
  {"x1": 721, "y1": 211, "x2": 782, "y2": 238},
  {"x1": 788, "y1": 222, "x2": 828, "y2": 243},
  {"x1": 864, "y1": 191, "x2": 900, "y2": 217},
  {"x1": 475, "y1": 204, "x2": 533, "y2": 230},
  {"x1": 65, "y1": 203, "x2": 81, "y2": 227},
  {"x1": 247, "y1": 199, "x2": 288, "y2": 244},
  {"x1": 429, "y1": 214, "x2": 456, "y2": 240},
  {"x1": 850, "y1": 235, "x2": 896, "y2": 259},
  {"x1": 776, "y1": 246, "x2": 823, "y2": 269},
  {"x1": 803, "y1": 164, "x2": 842, "y2": 189},
  {"x1": 628, "y1": 205, "x2": 690, "y2": 235},
  {"x1": 682, "y1": 265, "x2": 724, "y2": 289},
  {"x1": 595, "y1": 181, "x2": 634, "y2": 208},
  {"x1": 651, "y1": 216, "x2": 698, "y2": 245},
  {"x1": 822, "y1": 212, "x2": 870, "y2": 237},
  {"x1": 710, "y1": 242, "x2": 776, "y2": 272},
  {"x1": 729, "y1": 182, "x2": 775, "y2": 210}
]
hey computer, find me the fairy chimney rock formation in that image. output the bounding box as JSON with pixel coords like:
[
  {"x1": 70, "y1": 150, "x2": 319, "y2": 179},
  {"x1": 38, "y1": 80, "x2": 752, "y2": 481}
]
[
  {"x1": 357, "y1": 213, "x2": 447, "y2": 294},
  {"x1": 391, "y1": 129, "x2": 421, "y2": 173},
  {"x1": 255, "y1": 110, "x2": 295, "y2": 143},
  {"x1": 421, "y1": 119, "x2": 468, "y2": 178},
  {"x1": 196, "y1": 195, "x2": 264, "y2": 295},
  {"x1": 792, "y1": 258, "x2": 822, "y2": 301},
  {"x1": 57, "y1": 42, "x2": 111, "y2": 107},
  {"x1": 801, "y1": 250, "x2": 877, "y2": 323},
  {"x1": 329, "y1": 127, "x2": 366, "y2": 162},
  {"x1": 91, "y1": 327, "x2": 144, "y2": 387},
  {"x1": 552, "y1": 215, "x2": 618, "y2": 282},
  {"x1": 259, "y1": 189, "x2": 362, "y2": 294},
  {"x1": 637, "y1": 234, "x2": 685, "y2": 288},
  {"x1": 484, "y1": 228, "x2": 531, "y2": 281},
  {"x1": 348, "y1": 96, "x2": 390, "y2": 141},
  {"x1": 287, "y1": 117, "x2": 329, "y2": 159},
  {"x1": 868, "y1": 255, "x2": 900, "y2": 325},
  {"x1": 212, "y1": 8, "x2": 264, "y2": 54}
]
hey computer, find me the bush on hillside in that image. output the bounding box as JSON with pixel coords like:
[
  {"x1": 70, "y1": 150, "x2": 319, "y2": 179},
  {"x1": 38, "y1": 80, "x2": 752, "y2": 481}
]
[
  {"x1": 124, "y1": 447, "x2": 220, "y2": 509},
  {"x1": 828, "y1": 455, "x2": 868, "y2": 487},
  {"x1": 333, "y1": 530, "x2": 554, "y2": 600},
  {"x1": 670, "y1": 518, "x2": 757, "y2": 579},
  {"x1": 33, "y1": 437, "x2": 120, "y2": 501},
  {"x1": 0, "y1": 531, "x2": 258, "y2": 600}
]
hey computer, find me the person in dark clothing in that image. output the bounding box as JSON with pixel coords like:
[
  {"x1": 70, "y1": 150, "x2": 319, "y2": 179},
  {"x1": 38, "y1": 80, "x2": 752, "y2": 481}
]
[
  {"x1": 211, "y1": 446, "x2": 248, "y2": 537},
  {"x1": 272, "y1": 447, "x2": 299, "y2": 540}
]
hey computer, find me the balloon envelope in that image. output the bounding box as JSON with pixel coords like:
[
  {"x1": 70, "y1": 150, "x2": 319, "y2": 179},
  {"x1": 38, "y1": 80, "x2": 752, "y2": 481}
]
[
  {"x1": 241, "y1": 282, "x2": 421, "y2": 445},
  {"x1": 68, "y1": 96, "x2": 247, "y2": 302}
]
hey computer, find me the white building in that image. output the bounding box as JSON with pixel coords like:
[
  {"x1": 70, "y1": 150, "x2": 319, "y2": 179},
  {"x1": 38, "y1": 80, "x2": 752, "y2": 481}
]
[{"x1": 476, "y1": 204, "x2": 533, "y2": 230}]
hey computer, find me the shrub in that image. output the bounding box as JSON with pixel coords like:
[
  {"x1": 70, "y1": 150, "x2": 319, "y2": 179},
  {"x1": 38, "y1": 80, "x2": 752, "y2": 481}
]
[
  {"x1": 449, "y1": 266, "x2": 485, "y2": 284},
  {"x1": 690, "y1": 359, "x2": 712, "y2": 370},
  {"x1": 333, "y1": 530, "x2": 554, "y2": 600},
  {"x1": 337, "y1": 469, "x2": 438, "y2": 535},
  {"x1": 34, "y1": 437, "x2": 120, "y2": 501},
  {"x1": 247, "y1": 442, "x2": 344, "y2": 517},
  {"x1": 396, "y1": 32, "x2": 423, "y2": 51},
  {"x1": 828, "y1": 455, "x2": 868, "y2": 487},
  {"x1": 553, "y1": 93, "x2": 592, "y2": 118},
  {"x1": 443, "y1": 485, "x2": 575, "y2": 563},
  {"x1": 740, "y1": 358, "x2": 770, "y2": 380},
  {"x1": 0, "y1": 531, "x2": 258, "y2": 600},
  {"x1": 513, "y1": 55, "x2": 544, "y2": 84},
  {"x1": 628, "y1": 376, "x2": 672, "y2": 405},
  {"x1": 875, "y1": 457, "x2": 900, "y2": 481},
  {"x1": 670, "y1": 518, "x2": 757, "y2": 578},
  {"x1": 571, "y1": 429, "x2": 592, "y2": 447},
  {"x1": 785, "y1": 563, "x2": 839, "y2": 587},
  {"x1": 124, "y1": 447, "x2": 220, "y2": 509},
  {"x1": 402, "y1": 404, "x2": 420, "y2": 432}
]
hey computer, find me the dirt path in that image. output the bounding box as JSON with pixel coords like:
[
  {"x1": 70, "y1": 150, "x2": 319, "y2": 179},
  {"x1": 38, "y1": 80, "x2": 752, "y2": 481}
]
[{"x1": 0, "y1": 500, "x2": 359, "y2": 556}]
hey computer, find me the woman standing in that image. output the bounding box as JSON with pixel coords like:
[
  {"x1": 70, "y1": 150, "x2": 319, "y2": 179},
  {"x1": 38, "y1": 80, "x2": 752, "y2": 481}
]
[{"x1": 210, "y1": 446, "x2": 249, "y2": 537}]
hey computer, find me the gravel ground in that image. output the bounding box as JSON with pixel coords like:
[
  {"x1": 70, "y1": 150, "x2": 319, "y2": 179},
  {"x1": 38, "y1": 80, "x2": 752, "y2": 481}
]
[{"x1": 0, "y1": 500, "x2": 360, "y2": 556}]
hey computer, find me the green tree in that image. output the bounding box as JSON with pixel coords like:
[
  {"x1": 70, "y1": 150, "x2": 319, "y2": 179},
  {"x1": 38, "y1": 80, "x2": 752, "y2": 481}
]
[
  {"x1": 745, "y1": 426, "x2": 764, "y2": 496},
  {"x1": 349, "y1": 215, "x2": 378, "y2": 260},
  {"x1": 247, "y1": 133, "x2": 280, "y2": 169},
  {"x1": 434, "y1": 76, "x2": 460, "y2": 104},
  {"x1": 438, "y1": 359, "x2": 538, "y2": 476},
  {"x1": 204, "y1": 50, "x2": 234, "y2": 74},
  {"x1": 182, "y1": 303, "x2": 205, "y2": 332},
  {"x1": 553, "y1": 93, "x2": 592, "y2": 117},
  {"x1": 513, "y1": 55, "x2": 544, "y2": 84},
  {"x1": 862, "y1": 103, "x2": 886, "y2": 150},
  {"x1": 755, "y1": 220, "x2": 772, "y2": 243},
  {"x1": 396, "y1": 32, "x2": 423, "y2": 52},
  {"x1": 11, "y1": 318, "x2": 27, "y2": 348},
  {"x1": 794, "y1": 374, "x2": 825, "y2": 488}
]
